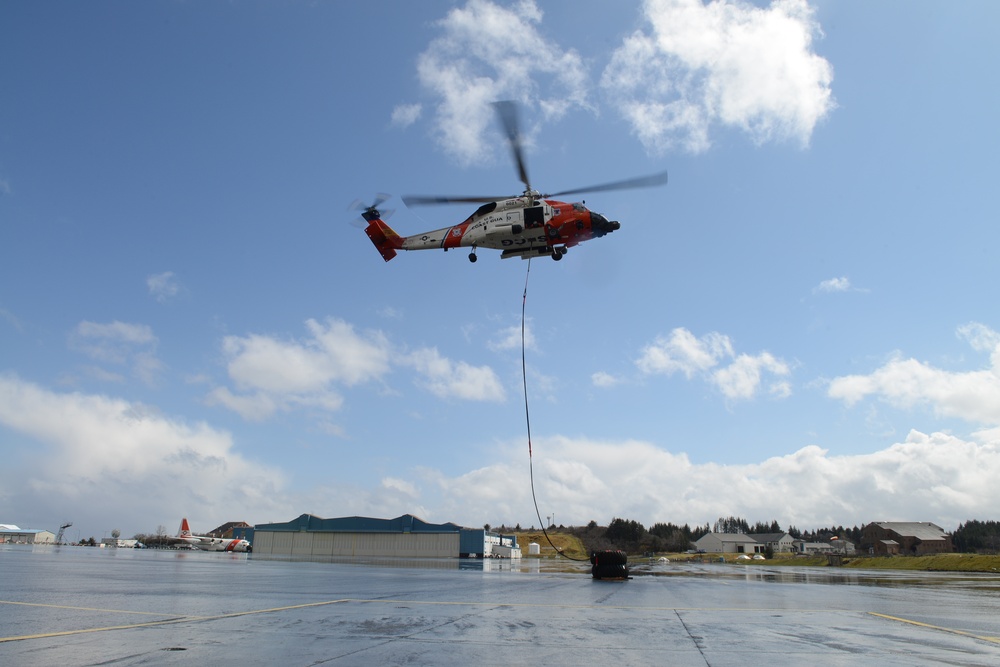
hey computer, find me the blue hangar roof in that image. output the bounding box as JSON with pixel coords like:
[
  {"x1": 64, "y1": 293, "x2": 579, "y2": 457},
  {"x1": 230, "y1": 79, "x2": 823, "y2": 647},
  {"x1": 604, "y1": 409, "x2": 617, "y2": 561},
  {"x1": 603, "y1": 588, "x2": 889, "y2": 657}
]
[{"x1": 255, "y1": 513, "x2": 465, "y2": 534}]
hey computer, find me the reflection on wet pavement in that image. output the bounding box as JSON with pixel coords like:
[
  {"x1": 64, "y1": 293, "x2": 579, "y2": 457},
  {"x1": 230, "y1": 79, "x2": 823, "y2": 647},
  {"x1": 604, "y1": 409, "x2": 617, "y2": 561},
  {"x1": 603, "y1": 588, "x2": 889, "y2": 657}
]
[{"x1": 3, "y1": 545, "x2": 1000, "y2": 666}]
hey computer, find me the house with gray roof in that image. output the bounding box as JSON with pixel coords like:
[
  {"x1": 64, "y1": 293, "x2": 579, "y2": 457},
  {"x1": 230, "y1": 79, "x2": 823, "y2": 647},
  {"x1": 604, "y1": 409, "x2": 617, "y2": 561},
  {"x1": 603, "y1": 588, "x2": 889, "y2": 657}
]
[
  {"x1": 751, "y1": 532, "x2": 795, "y2": 553},
  {"x1": 860, "y1": 522, "x2": 952, "y2": 556}
]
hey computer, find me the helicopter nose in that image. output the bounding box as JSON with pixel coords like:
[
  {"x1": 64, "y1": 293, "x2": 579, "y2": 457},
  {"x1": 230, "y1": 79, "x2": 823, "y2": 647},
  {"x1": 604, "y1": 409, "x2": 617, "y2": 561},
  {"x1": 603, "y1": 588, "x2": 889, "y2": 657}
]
[{"x1": 590, "y1": 211, "x2": 620, "y2": 237}]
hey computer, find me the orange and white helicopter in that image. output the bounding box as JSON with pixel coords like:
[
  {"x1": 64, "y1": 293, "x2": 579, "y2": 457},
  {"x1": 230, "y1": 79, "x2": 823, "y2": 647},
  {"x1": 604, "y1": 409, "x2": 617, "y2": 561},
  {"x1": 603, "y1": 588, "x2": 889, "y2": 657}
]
[{"x1": 357, "y1": 102, "x2": 668, "y2": 263}]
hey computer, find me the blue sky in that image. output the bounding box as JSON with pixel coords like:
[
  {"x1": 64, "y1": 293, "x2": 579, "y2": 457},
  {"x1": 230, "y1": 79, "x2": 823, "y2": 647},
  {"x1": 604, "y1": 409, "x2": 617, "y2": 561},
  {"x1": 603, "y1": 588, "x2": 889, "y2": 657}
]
[{"x1": 2, "y1": 0, "x2": 999, "y2": 541}]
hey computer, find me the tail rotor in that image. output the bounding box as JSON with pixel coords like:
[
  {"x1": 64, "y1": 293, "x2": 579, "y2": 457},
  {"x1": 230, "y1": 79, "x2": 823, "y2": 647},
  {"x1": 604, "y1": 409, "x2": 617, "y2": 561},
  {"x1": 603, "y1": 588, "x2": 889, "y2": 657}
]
[
  {"x1": 349, "y1": 194, "x2": 403, "y2": 262},
  {"x1": 348, "y1": 193, "x2": 394, "y2": 227}
]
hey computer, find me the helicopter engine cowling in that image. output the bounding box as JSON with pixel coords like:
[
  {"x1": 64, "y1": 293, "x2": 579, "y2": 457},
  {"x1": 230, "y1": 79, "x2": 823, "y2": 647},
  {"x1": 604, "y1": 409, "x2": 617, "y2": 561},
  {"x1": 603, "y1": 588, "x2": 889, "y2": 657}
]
[{"x1": 489, "y1": 220, "x2": 523, "y2": 234}]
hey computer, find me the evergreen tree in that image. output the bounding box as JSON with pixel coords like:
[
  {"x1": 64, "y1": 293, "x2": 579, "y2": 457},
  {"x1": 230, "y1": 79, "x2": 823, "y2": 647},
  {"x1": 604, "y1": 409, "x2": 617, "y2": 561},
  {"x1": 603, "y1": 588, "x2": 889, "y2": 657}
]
[
  {"x1": 605, "y1": 518, "x2": 646, "y2": 550},
  {"x1": 954, "y1": 520, "x2": 1000, "y2": 552},
  {"x1": 713, "y1": 516, "x2": 749, "y2": 534}
]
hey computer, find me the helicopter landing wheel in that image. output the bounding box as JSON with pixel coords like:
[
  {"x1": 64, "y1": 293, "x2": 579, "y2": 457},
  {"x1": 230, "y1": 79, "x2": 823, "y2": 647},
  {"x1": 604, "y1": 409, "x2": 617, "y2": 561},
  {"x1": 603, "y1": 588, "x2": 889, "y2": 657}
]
[
  {"x1": 469, "y1": 251, "x2": 478, "y2": 263},
  {"x1": 551, "y1": 247, "x2": 566, "y2": 261}
]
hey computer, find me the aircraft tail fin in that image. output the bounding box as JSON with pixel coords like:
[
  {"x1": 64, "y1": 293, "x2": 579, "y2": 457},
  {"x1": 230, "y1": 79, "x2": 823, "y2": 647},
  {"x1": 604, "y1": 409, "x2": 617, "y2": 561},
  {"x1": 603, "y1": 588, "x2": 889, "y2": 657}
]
[
  {"x1": 178, "y1": 518, "x2": 193, "y2": 538},
  {"x1": 364, "y1": 217, "x2": 403, "y2": 262}
]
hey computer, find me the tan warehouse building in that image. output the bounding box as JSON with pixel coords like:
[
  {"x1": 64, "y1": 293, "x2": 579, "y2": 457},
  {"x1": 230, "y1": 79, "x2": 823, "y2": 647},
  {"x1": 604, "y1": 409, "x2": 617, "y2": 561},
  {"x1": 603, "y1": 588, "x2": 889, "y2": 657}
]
[{"x1": 0, "y1": 525, "x2": 56, "y2": 545}]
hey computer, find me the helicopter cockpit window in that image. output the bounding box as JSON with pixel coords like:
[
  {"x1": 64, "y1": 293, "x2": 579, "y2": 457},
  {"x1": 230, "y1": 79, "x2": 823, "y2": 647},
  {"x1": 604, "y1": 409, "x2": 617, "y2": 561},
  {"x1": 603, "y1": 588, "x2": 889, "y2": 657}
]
[
  {"x1": 524, "y1": 206, "x2": 545, "y2": 228},
  {"x1": 475, "y1": 202, "x2": 498, "y2": 217}
]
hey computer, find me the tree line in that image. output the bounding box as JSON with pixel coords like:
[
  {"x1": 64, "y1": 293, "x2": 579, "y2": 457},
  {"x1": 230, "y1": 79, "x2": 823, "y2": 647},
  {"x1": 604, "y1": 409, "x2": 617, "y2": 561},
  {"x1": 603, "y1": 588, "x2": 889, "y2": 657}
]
[
  {"x1": 568, "y1": 518, "x2": 712, "y2": 554},
  {"x1": 953, "y1": 520, "x2": 1000, "y2": 552},
  {"x1": 490, "y1": 517, "x2": 1000, "y2": 555}
]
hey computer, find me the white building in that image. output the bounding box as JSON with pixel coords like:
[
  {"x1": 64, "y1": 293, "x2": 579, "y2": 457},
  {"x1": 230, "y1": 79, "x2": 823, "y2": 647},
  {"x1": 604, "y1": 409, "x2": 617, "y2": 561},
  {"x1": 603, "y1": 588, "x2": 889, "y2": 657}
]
[
  {"x1": 101, "y1": 538, "x2": 141, "y2": 548},
  {"x1": 694, "y1": 532, "x2": 798, "y2": 555},
  {"x1": 792, "y1": 538, "x2": 856, "y2": 555},
  {"x1": 693, "y1": 533, "x2": 761, "y2": 554}
]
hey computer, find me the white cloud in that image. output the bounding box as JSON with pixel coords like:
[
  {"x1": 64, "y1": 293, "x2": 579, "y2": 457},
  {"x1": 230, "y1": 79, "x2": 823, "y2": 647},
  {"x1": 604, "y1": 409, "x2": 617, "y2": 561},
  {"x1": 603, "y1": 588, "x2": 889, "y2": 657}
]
[
  {"x1": 828, "y1": 323, "x2": 1000, "y2": 426},
  {"x1": 391, "y1": 103, "x2": 422, "y2": 128},
  {"x1": 70, "y1": 320, "x2": 162, "y2": 385},
  {"x1": 79, "y1": 365, "x2": 127, "y2": 384},
  {"x1": 958, "y1": 322, "x2": 1000, "y2": 358},
  {"x1": 206, "y1": 386, "x2": 282, "y2": 422},
  {"x1": 420, "y1": 430, "x2": 1000, "y2": 531},
  {"x1": 487, "y1": 318, "x2": 535, "y2": 352},
  {"x1": 223, "y1": 318, "x2": 392, "y2": 392},
  {"x1": 377, "y1": 306, "x2": 404, "y2": 320},
  {"x1": 602, "y1": 0, "x2": 834, "y2": 153},
  {"x1": 5, "y1": 377, "x2": 996, "y2": 539},
  {"x1": 404, "y1": 347, "x2": 506, "y2": 402},
  {"x1": 213, "y1": 318, "x2": 390, "y2": 418},
  {"x1": 813, "y1": 276, "x2": 868, "y2": 295},
  {"x1": 815, "y1": 276, "x2": 850, "y2": 293},
  {"x1": 212, "y1": 318, "x2": 506, "y2": 418},
  {"x1": 637, "y1": 327, "x2": 790, "y2": 399},
  {"x1": 381, "y1": 476, "x2": 419, "y2": 499},
  {"x1": 591, "y1": 371, "x2": 622, "y2": 388},
  {"x1": 712, "y1": 352, "x2": 791, "y2": 400},
  {"x1": 147, "y1": 271, "x2": 180, "y2": 302},
  {"x1": 0, "y1": 374, "x2": 291, "y2": 539},
  {"x1": 222, "y1": 332, "x2": 335, "y2": 394},
  {"x1": 292, "y1": 478, "x2": 433, "y2": 526},
  {"x1": 76, "y1": 321, "x2": 156, "y2": 347},
  {"x1": 416, "y1": 0, "x2": 589, "y2": 165},
  {"x1": 638, "y1": 328, "x2": 733, "y2": 378}
]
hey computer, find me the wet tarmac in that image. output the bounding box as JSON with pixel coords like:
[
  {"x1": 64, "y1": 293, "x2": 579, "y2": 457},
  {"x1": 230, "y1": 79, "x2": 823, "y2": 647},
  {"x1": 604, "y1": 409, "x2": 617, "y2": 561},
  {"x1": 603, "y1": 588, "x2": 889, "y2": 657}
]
[{"x1": 2, "y1": 544, "x2": 1000, "y2": 666}]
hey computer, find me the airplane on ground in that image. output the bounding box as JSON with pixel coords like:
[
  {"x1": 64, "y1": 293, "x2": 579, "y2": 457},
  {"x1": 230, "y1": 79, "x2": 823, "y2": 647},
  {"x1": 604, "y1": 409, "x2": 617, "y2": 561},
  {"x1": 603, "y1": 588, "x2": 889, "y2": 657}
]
[{"x1": 175, "y1": 518, "x2": 251, "y2": 552}]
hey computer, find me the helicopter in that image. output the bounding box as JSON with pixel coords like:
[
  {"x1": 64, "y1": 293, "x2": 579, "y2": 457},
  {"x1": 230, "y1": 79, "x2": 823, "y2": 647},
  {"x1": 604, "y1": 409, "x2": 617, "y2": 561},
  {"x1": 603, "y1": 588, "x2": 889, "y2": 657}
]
[{"x1": 358, "y1": 101, "x2": 668, "y2": 263}]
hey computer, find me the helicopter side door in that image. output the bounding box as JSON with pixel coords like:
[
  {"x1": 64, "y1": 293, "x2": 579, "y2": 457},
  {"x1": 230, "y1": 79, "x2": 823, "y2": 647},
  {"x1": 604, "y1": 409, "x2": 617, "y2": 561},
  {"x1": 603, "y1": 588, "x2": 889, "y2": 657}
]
[{"x1": 523, "y1": 205, "x2": 545, "y2": 229}]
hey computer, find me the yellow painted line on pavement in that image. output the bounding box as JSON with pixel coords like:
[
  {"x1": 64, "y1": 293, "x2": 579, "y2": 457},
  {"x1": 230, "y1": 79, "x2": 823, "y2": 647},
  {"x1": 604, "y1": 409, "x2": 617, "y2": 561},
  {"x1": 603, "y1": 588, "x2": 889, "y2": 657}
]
[
  {"x1": 347, "y1": 598, "x2": 845, "y2": 613},
  {"x1": 0, "y1": 599, "x2": 180, "y2": 617},
  {"x1": 0, "y1": 598, "x2": 350, "y2": 643},
  {"x1": 2, "y1": 595, "x2": 844, "y2": 618},
  {"x1": 0, "y1": 595, "x2": 854, "y2": 644},
  {"x1": 0, "y1": 617, "x2": 195, "y2": 643},
  {"x1": 869, "y1": 612, "x2": 1000, "y2": 645}
]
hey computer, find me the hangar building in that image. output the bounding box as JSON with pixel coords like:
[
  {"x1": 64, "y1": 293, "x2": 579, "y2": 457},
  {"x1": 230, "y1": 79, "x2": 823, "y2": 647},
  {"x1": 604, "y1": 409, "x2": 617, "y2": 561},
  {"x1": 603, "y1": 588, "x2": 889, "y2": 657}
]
[
  {"x1": 251, "y1": 513, "x2": 520, "y2": 559},
  {"x1": 0, "y1": 525, "x2": 56, "y2": 545}
]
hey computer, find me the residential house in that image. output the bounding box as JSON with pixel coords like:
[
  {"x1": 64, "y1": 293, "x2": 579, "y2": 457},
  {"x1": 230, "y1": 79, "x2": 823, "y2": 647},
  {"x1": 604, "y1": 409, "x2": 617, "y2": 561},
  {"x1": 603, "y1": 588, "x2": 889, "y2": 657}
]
[{"x1": 751, "y1": 532, "x2": 796, "y2": 553}]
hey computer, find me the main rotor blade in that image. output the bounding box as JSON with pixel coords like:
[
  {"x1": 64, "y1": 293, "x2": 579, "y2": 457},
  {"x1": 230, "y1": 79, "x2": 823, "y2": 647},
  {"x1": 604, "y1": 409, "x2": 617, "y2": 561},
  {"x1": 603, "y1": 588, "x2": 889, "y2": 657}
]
[
  {"x1": 402, "y1": 194, "x2": 511, "y2": 207},
  {"x1": 545, "y1": 169, "x2": 670, "y2": 199},
  {"x1": 493, "y1": 100, "x2": 531, "y2": 192}
]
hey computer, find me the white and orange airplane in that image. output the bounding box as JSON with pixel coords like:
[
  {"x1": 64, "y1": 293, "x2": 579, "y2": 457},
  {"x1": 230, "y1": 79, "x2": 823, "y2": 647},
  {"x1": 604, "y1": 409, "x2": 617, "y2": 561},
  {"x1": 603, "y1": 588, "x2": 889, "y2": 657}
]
[{"x1": 175, "y1": 518, "x2": 251, "y2": 552}]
